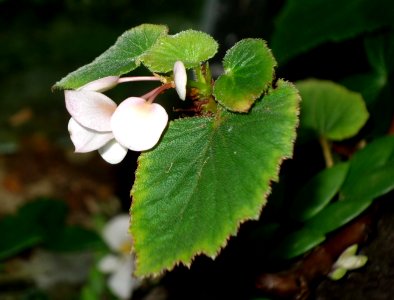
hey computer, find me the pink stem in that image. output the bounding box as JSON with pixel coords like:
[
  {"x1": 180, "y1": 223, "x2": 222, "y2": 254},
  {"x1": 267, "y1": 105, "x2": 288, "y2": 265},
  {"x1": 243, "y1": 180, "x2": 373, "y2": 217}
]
[
  {"x1": 142, "y1": 83, "x2": 174, "y2": 103},
  {"x1": 117, "y1": 76, "x2": 162, "y2": 83}
]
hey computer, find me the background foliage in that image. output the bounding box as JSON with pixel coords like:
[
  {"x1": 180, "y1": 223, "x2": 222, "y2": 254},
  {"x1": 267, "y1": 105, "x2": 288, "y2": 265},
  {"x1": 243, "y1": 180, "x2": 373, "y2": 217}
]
[{"x1": 1, "y1": 0, "x2": 394, "y2": 299}]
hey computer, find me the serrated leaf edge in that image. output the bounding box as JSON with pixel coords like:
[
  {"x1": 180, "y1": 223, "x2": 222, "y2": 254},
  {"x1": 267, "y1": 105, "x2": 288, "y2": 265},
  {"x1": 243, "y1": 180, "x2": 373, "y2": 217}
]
[{"x1": 130, "y1": 79, "x2": 301, "y2": 277}]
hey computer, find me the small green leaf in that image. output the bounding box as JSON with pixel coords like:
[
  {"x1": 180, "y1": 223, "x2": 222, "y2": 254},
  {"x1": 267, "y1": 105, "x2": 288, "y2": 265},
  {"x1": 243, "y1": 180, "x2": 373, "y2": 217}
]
[
  {"x1": 131, "y1": 80, "x2": 300, "y2": 276},
  {"x1": 54, "y1": 24, "x2": 168, "y2": 89},
  {"x1": 271, "y1": 0, "x2": 394, "y2": 63},
  {"x1": 297, "y1": 79, "x2": 369, "y2": 140},
  {"x1": 213, "y1": 39, "x2": 277, "y2": 112},
  {"x1": 274, "y1": 227, "x2": 325, "y2": 259},
  {"x1": 291, "y1": 162, "x2": 349, "y2": 221},
  {"x1": 140, "y1": 30, "x2": 218, "y2": 72},
  {"x1": 305, "y1": 197, "x2": 372, "y2": 234},
  {"x1": 341, "y1": 135, "x2": 394, "y2": 201}
]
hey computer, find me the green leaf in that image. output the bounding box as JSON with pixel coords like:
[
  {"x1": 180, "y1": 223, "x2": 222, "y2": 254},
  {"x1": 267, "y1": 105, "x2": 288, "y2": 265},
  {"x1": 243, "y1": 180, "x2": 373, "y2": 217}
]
[
  {"x1": 45, "y1": 226, "x2": 105, "y2": 252},
  {"x1": 213, "y1": 39, "x2": 277, "y2": 112},
  {"x1": 140, "y1": 30, "x2": 218, "y2": 72},
  {"x1": 0, "y1": 199, "x2": 67, "y2": 260},
  {"x1": 274, "y1": 227, "x2": 325, "y2": 259},
  {"x1": 271, "y1": 0, "x2": 394, "y2": 63},
  {"x1": 291, "y1": 162, "x2": 349, "y2": 221},
  {"x1": 131, "y1": 80, "x2": 300, "y2": 276},
  {"x1": 341, "y1": 135, "x2": 394, "y2": 201},
  {"x1": 305, "y1": 197, "x2": 372, "y2": 234},
  {"x1": 297, "y1": 79, "x2": 369, "y2": 140},
  {"x1": 54, "y1": 24, "x2": 168, "y2": 89}
]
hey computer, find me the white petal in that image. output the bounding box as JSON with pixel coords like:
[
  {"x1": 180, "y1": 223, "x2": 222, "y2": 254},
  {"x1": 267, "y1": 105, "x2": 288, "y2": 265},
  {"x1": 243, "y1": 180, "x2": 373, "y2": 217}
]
[
  {"x1": 102, "y1": 214, "x2": 132, "y2": 251},
  {"x1": 98, "y1": 140, "x2": 128, "y2": 164},
  {"x1": 173, "y1": 61, "x2": 187, "y2": 100},
  {"x1": 107, "y1": 257, "x2": 138, "y2": 300},
  {"x1": 78, "y1": 76, "x2": 120, "y2": 92},
  {"x1": 98, "y1": 254, "x2": 122, "y2": 273},
  {"x1": 68, "y1": 118, "x2": 114, "y2": 152},
  {"x1": 65, "y1": 90, "x2": 117, "y2": 131},
  {"x1": 335, "y1": 255, "x2": 368, "y2": 270},
  {"x1": 111, "y1": 97, "x2": 168, "y2": 151}
]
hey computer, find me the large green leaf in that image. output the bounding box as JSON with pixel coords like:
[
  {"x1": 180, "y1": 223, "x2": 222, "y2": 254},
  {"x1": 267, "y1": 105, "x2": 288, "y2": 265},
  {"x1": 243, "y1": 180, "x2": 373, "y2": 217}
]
[
  {"x1": 291, "y1": 162, "x2": 349, "y2": 221},
  {"x1": 297, "y1": 79, "x2": 369, "y2": 140},
  {"x1": 271, "y1": 0, "x2": 394, "y2": 63},
  {"x1": 213, "y1": 39, "x2": 277, "y2": 112},
  {"x1": 140, "y1": 30, "x2": 218, "y2": 72},
  {"x1": 341, "y1": 135, "x2": 394, "y2": 201},
  {"x1": 131, "y1": 80, "x2": 300, "y2": 276},
  {"x1": 54, "y1": 24, "x2": 168, "y2": 89}
]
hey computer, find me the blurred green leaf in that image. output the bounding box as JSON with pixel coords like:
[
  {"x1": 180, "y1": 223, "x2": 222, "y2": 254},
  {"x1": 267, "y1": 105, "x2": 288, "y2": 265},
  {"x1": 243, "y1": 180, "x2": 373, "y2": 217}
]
[
  {"x1": 140, "y1": 29, "x2": 218, "y2": 72},
  {"x1": 305, "y1": 197, "x2": 372, "y2": 234},
  {"x1": 341, "y1": 135, "x2": 394, "y2": 201},
  {"x1": 297, "y1": 79, "x2": 369, "y2": 140},
  {"x1": 54, "y1": 24, "x2": 168, "y2": 89},
  {"x1": 0, "y1": 199, "x2": 67, "y2": 260},
  {"x1": 272, "y1": 0, "x2": 394, "y2": 63},
  {"x1": 274, "y1": 227, "x2": 325, "y2": 259},
  {"x1": 131, "y1": 80, "x2": 300, "y2": 276},
  {"x1": 0, "y1": 216, "x2": 43, "y2": 260},
  {"x1": 45, "y1": 226, "x2": 105, "y2": 252},
  {"x1": 213, "y1": 39, "x2": 277, "y2": 112},
  {"x1": 291, "y1": 162, "x2": 349, "y2": 221}
]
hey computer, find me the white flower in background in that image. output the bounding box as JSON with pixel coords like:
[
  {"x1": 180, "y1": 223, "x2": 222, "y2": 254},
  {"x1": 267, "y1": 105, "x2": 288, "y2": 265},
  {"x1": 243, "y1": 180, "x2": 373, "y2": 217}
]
[
  {"x1": 328, "y1": 244, "x2": 368, "y2": 280},
  {"x1": 173, "y1": 61, "x2": 187, "y2": 100},
  {"x1": 65, "y1": 77, "x2": 168, "y2": 164},
  {"x1": 98, "y1": 214, "x2": 139, "y2": 299}
]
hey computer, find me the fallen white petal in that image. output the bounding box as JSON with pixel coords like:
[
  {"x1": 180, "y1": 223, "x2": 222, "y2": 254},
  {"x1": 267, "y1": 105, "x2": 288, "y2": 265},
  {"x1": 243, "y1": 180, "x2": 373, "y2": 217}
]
[
  {"x1": 78, "y1": 76, "x2": 120, "y2": 93},
  {"x1": 68, "y1": 118, "x2": 114, "y2": 153},
  {"x1": 111, "y1": 97, "x2": 168, "y2": 151},
  {"x1": 98, "y1": 254, "x2": 122, "y2": 273},
  {"x1": 65, "y1": 90, "x2": 117, "y2": 132},
  {"x1": 98, "y1": 140, "x2": 128, "y2": 164},
  {"x1": 102, "y1": 214, "x2": 131, "y2": 251},
  {"x1": 173, "y1": 61, "x2": 187, "y2": 100}
]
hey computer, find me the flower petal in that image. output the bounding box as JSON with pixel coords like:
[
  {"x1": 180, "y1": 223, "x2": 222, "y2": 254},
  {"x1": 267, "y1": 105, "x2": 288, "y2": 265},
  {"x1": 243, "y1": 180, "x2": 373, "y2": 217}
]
[
  {"x1": 65, "y1": 90, "x2": 117, "y2": 131},
  {"x1": 102, "y1": 214, "x2": 132, "y2": 251},
  {"x1": 68, "y1": 118, "x2": 114, "y2": 153},
  {"x1": 78, "y1": 76, "x2": 120, "y2": 92},
  {"x1": 111, "y1": 97, "x2": 168, "y2": 151},
  {"x1": 174, "y1": 61, "x2": 187, "y2": 100},
  {"x1": 98, "y1": 254, "x2": 122, "y2": 273},
  {"x1": 98, "y1": 140, "x2": 128, "y2": 164},
  {"x1": 107, "y1": 257, "x2": 139, "y2": 300}
]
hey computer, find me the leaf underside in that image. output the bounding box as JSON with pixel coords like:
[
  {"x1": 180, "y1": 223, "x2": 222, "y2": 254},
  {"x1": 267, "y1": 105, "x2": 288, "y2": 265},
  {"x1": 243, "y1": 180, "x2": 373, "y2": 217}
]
[{"x1": 131, "y1": 80, "x2": 300, "y2": 276}]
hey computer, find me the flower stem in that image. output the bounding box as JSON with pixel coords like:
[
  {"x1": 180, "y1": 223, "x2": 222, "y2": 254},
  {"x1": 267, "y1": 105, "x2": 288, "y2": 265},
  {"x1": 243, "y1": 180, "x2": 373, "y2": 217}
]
[
  {"x1": 319, "y1": 136, "x2": 334, "y2": 168},
  {"x1": 142, "y1": 83, "x2": 174, "y2": 103},
  {"x1": 118, "y1": 76, "x2": 162, "y2": 83}
]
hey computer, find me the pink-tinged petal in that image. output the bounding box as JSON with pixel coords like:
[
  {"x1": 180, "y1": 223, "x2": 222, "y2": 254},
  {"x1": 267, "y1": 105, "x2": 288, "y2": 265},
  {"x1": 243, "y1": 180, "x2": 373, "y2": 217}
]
[
  {"x1": 78, "y1": 76, "x2": 120, "y2": 92},
  {"x1": 173, "y1": 61, "x2": 187, "y2": 100},
  {"x1": 68, "y1": 118, "x2": 114, "y2": 153},
  {"x1": 111, "y1": 97, "x2": 168, "y2": 151},
  {"x1": 65, "y1": 90, "x2": 117, "y2": 131},
  {"x1": 98, "y1": 140, "x2": 128, "y2": 164}
]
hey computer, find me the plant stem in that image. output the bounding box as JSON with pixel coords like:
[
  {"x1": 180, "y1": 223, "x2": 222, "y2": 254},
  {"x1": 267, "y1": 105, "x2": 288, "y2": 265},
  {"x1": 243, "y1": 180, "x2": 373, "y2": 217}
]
[
  {"x1": 118, "y1": 76, "x2": 162, "y2": 83},
  {"x1": 319, "y1": 136, "x2": 334, "y2": 168}
]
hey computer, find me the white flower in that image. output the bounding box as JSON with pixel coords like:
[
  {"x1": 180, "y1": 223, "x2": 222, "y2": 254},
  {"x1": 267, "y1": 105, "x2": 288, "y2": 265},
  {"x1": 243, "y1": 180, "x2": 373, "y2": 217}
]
[
  {"x1": 98, "y1": 214, "x2": 139, "y2": 299},
  {"x1": 173, "y1": 61, "x2": 187, "y2": 100},
  {"x1": 65, "y1": 77, "x2": 168, "y2": 164}
]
